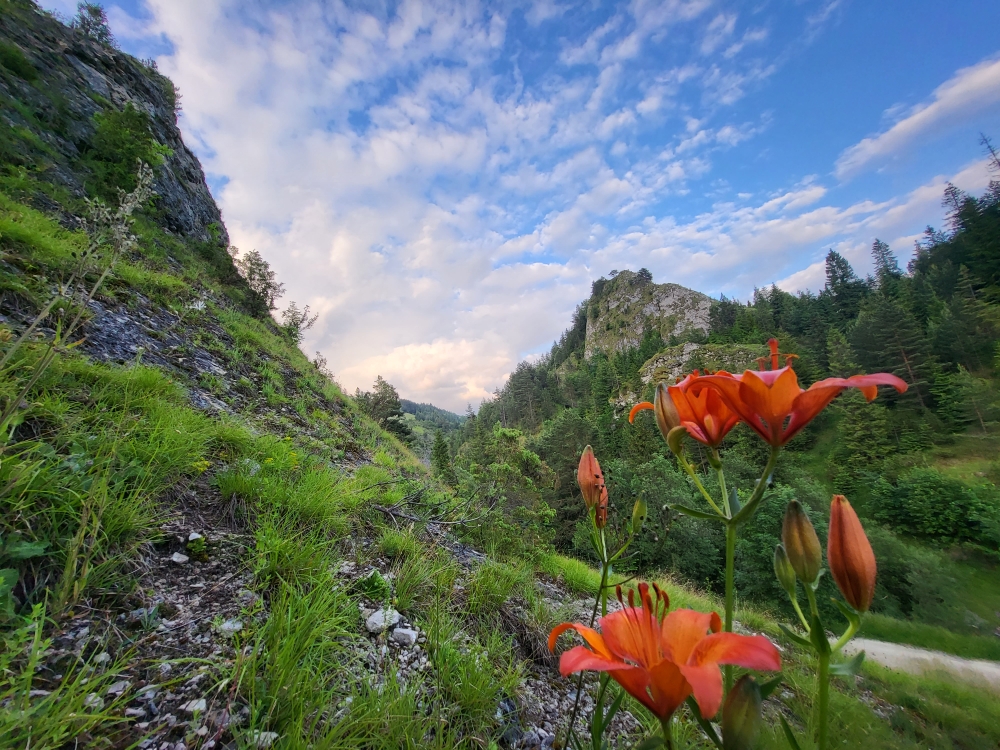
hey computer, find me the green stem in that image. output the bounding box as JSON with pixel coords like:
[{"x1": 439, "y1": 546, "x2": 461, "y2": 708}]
[
  {"x1": 678, "y1": 453, "x2": 725, "y2": 516},
  {"x1": 715, "y1": 453, "x2": 731, "y2": 518},
  {"x1": 817, "y1": 650, "x2": 830, "y2": 750},
  {"x1": 661, "y1": 716, "x2": 674, "y2": 750},
  {"x1": 724, "y1": 520, "x2": 736, "y2": 693},
  {"x1": 742, "y1": 446, "x2": 780, "y2": 514},
  {"x1": 791, "y1": 596, "x2": 811, "y2": 633},
  {"x1": 832, "y1": 619, "x2": 859, "y2": 652}
]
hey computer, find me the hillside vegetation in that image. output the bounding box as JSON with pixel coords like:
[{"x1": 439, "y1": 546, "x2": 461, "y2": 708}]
[{"x1": 2, "y1": 3, "x2": 1000, "y2": 750}]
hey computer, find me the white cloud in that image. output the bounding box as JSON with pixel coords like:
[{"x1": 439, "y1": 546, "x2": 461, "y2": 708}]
[
  {"x1": 89, "y1": 0, "x2": 998, "y2": 412},
  {"x1": 836, "y1": 56, "x2": 1000, "y2": 179}
]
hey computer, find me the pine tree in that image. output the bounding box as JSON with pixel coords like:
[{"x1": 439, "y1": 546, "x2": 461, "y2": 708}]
[
  {"x1": 431, "y1": 430, "x2": 456, "y2": 485},
  {"x1": 850, "y1": 295, "x2": 937, "y2": 410},
  {"x1": 872, "y1": 239, "x2": 901, "y2": 295}
]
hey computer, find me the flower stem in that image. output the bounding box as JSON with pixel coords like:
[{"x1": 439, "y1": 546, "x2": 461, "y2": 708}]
[
  {"x1": 678, "y1": 453, "x2": 725, "y2": 516},
  {"x1": 660, "y1": 717, "x2": 674, "y2": 750},
  {"x1": 832, "y1": 619, "x2": 859, "y2": 652},
  {"x1": 817, "y1": 650, "x2": 830, "y2": 750},
  {"x1": 724, "y1": 520, "x2": 737, "y2": 692}
]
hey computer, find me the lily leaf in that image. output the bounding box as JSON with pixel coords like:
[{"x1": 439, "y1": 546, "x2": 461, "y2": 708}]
[
  {"x1": 729, "y1": 486, "x2": 742, "y2": 514},
  {"x1": 833, "y1": 599, "x2": 861, "y2": 631},
  {"x1": 779, "y1": 716, "x2": 804, "y2": 750},
  {"x1": 685, "y1": 696, "x2": 723, "y2": 748},
  {"x1": 809, "y1": 613, "x2": 831, "y2": 656},
  {"x1": 759, "y1": 674, "x2": 784, "y2": 700},
  {"x1": 778, "y1": 623, "x2": 813, "y2": 650},
  {"x1": 670, "y1": 504, "x2": 722, "y2": 522},
  {"x1": 829, "y1": 650, "x2": 866, "y2": 677}
]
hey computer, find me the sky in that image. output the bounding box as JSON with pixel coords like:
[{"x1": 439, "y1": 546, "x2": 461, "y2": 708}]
[{"x1": 45, "y1": 0, "x2": 1000, "y2": 412}]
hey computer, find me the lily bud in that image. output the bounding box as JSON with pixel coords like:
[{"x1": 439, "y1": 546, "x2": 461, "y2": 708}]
[
  {"x1": 577, "y1": 446, "x2": 605, "y2": 512},
  {"x1": 773, "y1": 544, "x2": 797, "y2": 598},
  {"x1": 781, "y1": 501, "x2": 822, "y2": 585},
  {"x1": 828, "y1": 495, "x2": 877, "y2": 613},
  {"x1": 595, "y1": 484, "x2": 608, "y2": 529},
  {"x1": 631, "y1": 495, "x2": 648, "y2": 535},
  {"x1": 653, "y1": 382, "x2": 682, "y2": 440},
  {"x1": 722, "y1": 675, "x2": 762, "y2": 750}
]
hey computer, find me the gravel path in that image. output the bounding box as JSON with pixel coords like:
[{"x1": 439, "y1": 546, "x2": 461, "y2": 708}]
[{"x1": 843, "y1": 638, "x2": 1000, "y2": 693}]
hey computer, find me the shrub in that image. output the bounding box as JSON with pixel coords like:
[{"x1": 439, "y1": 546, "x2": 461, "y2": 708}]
[
  {"x1": 871, "y1": 467, "x2": 1000, "y2": 547},
  {"x1": 84, "y1": 103, "x2": 169, "y2": 201},
  {"x1": 0, "y1": 41, "x2": 37, "y2": 80}
]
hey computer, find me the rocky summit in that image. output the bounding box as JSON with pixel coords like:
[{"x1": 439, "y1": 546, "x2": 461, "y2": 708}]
[{"x1": 583, "y1": 270, "x2": 711, "y2": 359}]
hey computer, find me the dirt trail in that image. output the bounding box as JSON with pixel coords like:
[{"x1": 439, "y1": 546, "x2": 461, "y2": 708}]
[{"x1": 843, "y1": 638, "x2": 1000, "y2": 693}]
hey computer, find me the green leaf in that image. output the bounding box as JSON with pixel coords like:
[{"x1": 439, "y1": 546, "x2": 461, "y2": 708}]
[
  {"x1": 729, "y1": 486, "x2": 742, "y2": 514},
  {"x1": 730, "y1": 488, "x2": 769, "y2": 527},
  {"x1": 829, "y1": 650, "x2": 865, "y2": 677},
  {"x1": 834, "y1": 599, "x2": 861, "y2": 631},
  {"x1": 5, "y1": 540, "x2": 48, "y2": 560},
  {"x1": 809, "y1": 613, "x2": 831, "y2": 656},
  {"x1": 778, "y1": 624, "x2": 813, "y2": 650},
  {"x1": 670, "y1": 504, "x2": 722, "y2": 522},
  {"x1": 685, "y1": 695, "x2": 723, "y2": 748},
  {"x1": 0, "y1": 568, "x2": 17, "y2": 596},
  {"x1": 603, "y1": 688, "x2": 626, "y2": 728},
  {"x1": 779, "y1": 716, "x2": 804, "y2": 750},
  {"x1": 758, "y1": 675, "x2": 784, "y2": 700},
  {"x1": 634, "y1": 738, "x2": 664, "y2": 750}
]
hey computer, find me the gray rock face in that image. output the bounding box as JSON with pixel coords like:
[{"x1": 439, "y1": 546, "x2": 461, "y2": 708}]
[
  {"x1": 0, "y1": 7, "x2": 227, "y2": 244},
  {"x1": 583, "y1": 270, "x2": 712, "y2": 359}
]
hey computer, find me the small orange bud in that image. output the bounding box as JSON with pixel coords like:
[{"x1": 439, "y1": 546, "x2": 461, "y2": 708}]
[
  {"x1": 781, "y1": 501, "x2": 822, "y2": 585},
  {"x1": 828, "y1": 495, "x2": 877, "y2": 613},
  {"x1": 577, "y1": 446, "x2": 605, "y2": 512},
  {"x1": 595, "y1": 484, "x2": 608, "y2": 529},
  {"x1": 653, "y1": 382, "x2": 682, "y2": 439}
]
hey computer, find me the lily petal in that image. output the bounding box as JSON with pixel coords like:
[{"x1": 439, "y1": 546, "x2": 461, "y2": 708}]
[
  {"x1": 647, "y1": 658, "x2": 693, "y2": 720},
  {"x1": 548, "y1": 622, "x2": 614, "y2": 660},
  {"x1": 558, "y1": 645, "x2": 634, "y2": 677},
  {"x1": 689, "y1": 633, "x2": 782, "y2": 673},
  {"x1": 661, "y1": 608, "x2": 721, "y2": 665},
  {"x1": 677, "y1": 662, "x2": 723, "y2": 719}
]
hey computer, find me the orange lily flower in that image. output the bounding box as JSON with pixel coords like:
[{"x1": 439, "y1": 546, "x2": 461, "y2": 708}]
[
  {"x1": 828, "y1": 495, "x2": 877, "y2": 613},
  {"x1": 548, "y1": 583, "x2": 781, "y2": 721},
  {"x1": 631, "y1": 374, "x2": 739, "y2": 447},
  {"x1": 691, "y1": 339, "x2": 907, "y2": 447}
]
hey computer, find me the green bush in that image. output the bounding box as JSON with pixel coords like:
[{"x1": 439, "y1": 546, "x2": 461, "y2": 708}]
[
  {"x1": 83, "y1": 103, "x2": 170, "y2": 200},
  {"x1": 871, "y1": 467, "x2": 1000, "y2": 547},
  {"x1": 0, "y1": 41, "x2": 36, "y2": 81}
]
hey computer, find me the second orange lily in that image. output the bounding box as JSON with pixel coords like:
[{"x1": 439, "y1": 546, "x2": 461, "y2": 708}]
[
  {"x1": 691, "y1": 339, "x2": 908, "y2": 447},
  {"x1": 629, "y1": 372, "x2": 740, "y2": 448}
]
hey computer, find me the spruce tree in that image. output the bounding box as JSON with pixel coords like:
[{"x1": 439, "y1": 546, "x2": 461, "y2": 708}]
[{"x1": 431, "y1": 430, "x2": 456, "y2": 485}]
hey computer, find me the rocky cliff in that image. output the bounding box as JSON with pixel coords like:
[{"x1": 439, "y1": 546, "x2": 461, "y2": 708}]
[
  {"x1": 583, "y1": 270, "x2": 711, "y2": 359},
  {"x1": 0, "y1": 2, "x2": 225, "y2": 243}
]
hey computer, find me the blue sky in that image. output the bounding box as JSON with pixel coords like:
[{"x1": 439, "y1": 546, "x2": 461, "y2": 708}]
[{"x1": 46, "y1": 0, "x2": 1000, "y2": 411}]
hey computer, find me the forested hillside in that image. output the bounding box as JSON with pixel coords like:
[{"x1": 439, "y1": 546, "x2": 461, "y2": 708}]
[{"x1": 446, "y1": 157, "x2": 1000, "y2": 641}]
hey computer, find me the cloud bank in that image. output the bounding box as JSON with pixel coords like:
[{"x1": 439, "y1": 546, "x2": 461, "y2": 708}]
[{"x1": 96, "y1": 0, "x2": 999, "y2": 411}]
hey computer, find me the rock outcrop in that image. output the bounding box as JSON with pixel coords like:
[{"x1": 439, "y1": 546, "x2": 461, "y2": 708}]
[
  {"x1": 583, "y1": 270, "x2": 711, "y2": 359},
  {"x1": 0, "y1": 4, "x2": 225, "y2": 243}
]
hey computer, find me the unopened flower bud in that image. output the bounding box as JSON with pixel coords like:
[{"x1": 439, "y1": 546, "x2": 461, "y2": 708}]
[
  {"x1": 782, "y1": 500, "x2": 822, "y2": 585},
  {"x1": 653, "y1": 382, "x2": 682, "y2": 440},
  {"x1": 631, "y1": 496, "x2": 648, "y2": 535},
  {"x1": 722, "y1": 675, "x2": 762, "y2": 750},
  {"x1": 828, "y1": 495, "x2": 877, "y2": 613},
  {"x1": 577, "y1": 446, "x2": 605, "y2": 512},
  {"x1": 595, "y1": 484, "x2": 608, "y2": 529},
  {"x1": 773, "y1": 544, "x2": 797, "y2": 598}
]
